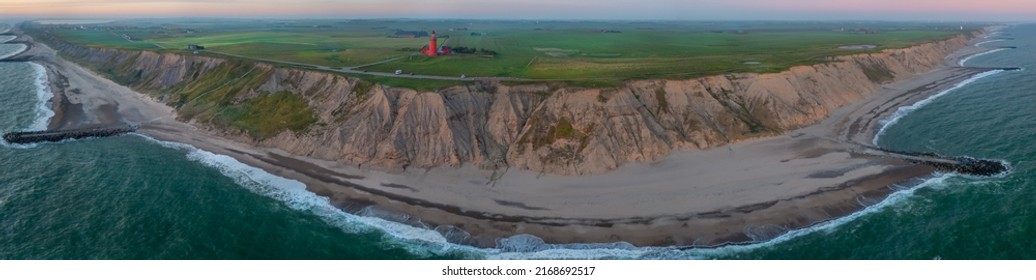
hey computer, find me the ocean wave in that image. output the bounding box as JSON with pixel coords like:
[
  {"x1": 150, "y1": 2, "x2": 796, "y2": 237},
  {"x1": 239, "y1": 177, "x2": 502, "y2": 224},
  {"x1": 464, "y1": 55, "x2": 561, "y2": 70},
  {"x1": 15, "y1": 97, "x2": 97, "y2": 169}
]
[
  {"x1": 30, "y1": 63, "x2": 54, "y2": 131},
  {"x1": 1, "y1": 133, "x2": 703, "y2": 259},
  {"x1": 134, "y1": 134, "x2": 700, "y2": 259},
  {"x1": 489, "y1": 173, "x2": 968, "y2": 259},
  {"x1": 873, "y1": 69, "x2": 1005, "y2": 146},
  {"x1": 975, "y1": 39, "x2": 1008, "y2": 47},
  {"x1": 959, "y1": 48, "x2": 1008, "y2": 67},
  {"x1": 121, "y1": 49, "x2": 1016, "y2": 259},
  {"x1": 678, "y1": 173, "x2": 955, "y2": 258},
  {"x1": 1, "y1": 62, "x2": 54, "y2": 149},
  {"x1": 132, "y1": 133, "x2": 982, "y2": 260},
  {"x1": 0, "y1": 43, "x2": 28, "y2": 60},
  {"x1": 135, "y1": 135, "x2": 484, "y2": 258}
]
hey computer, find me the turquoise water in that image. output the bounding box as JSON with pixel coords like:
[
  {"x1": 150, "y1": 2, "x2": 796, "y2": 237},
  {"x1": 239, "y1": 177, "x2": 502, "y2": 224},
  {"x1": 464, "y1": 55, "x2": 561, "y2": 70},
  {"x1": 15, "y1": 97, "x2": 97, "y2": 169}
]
[
  {"x1": 0, "y1": 44, "x2": 18, "y2": 52},
  {"x1": 1, "y1": 25, "x2": 1032, "y2": 259},
  {"x1": 0, "y1": 59, "x2": 455, "y2": 260},
  {"x1": 725, "y1": 26, "x2": 1033, "y2": 259}
]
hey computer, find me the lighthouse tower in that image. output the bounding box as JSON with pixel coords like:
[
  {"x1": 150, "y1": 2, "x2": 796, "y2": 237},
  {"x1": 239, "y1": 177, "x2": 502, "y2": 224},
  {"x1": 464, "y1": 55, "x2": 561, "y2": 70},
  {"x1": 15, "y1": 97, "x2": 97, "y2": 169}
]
[
  {"x1": 419, "y1": 30, "x2": 451, "y2": 57},
  {"x1": 422, "y1": 31, "x2": 439, "y2": 57}
]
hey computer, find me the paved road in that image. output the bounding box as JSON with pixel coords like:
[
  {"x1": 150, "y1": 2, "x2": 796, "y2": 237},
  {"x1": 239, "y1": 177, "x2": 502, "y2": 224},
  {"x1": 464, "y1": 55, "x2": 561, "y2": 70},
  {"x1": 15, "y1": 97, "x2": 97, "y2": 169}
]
[
  {"x1": 204, "y1": 50, "x2": 529, "y2": 82},
  {"x1": 345, "y1": 56, "x2": 402, "y2": 69}
]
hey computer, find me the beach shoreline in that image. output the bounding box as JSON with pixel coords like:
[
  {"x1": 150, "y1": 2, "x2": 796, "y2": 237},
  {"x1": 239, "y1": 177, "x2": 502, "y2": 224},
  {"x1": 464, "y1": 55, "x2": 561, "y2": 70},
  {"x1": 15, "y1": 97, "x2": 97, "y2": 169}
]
[{"x1": 16, "y1": 25, "x2": 1010, "y2": 248}]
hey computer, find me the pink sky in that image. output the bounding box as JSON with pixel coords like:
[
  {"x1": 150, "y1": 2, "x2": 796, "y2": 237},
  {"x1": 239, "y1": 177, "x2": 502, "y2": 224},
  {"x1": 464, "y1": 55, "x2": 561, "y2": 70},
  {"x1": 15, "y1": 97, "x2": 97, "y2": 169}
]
[{"x1": 2, "y1": 0, "x2": 1035, "y2": 20}]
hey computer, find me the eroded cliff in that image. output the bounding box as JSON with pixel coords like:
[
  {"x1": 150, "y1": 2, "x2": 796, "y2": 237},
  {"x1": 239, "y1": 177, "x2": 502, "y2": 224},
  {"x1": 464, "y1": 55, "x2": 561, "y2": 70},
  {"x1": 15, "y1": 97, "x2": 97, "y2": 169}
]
[{"x1": 33, "y1": 30, "x2": 973, "y2": 175}]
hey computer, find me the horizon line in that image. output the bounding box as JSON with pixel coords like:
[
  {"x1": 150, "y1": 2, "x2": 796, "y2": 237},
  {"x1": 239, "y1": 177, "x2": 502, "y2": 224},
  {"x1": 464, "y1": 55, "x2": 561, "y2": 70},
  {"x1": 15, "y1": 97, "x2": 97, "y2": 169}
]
[{"x1": 4, "y1": 16, "x2": 1020, "y2": 24}]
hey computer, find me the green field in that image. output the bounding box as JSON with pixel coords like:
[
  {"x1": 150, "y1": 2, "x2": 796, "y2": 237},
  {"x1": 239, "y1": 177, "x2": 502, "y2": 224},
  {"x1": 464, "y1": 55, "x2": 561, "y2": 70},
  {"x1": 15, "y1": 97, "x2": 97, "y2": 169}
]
[
  {"x1": 40, "y1": 19, "x2": 982, "y2": 88},
  {"x1": 49, "y1": 29, "x2": 162, "y2": 50}
]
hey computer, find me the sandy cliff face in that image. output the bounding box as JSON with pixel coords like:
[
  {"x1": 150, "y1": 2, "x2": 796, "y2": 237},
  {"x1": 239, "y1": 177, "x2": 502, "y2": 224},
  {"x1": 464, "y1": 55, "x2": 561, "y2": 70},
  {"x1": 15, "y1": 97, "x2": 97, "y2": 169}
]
[{"x1": 41, "y1": 32, "x2": 972, "y2": 175}]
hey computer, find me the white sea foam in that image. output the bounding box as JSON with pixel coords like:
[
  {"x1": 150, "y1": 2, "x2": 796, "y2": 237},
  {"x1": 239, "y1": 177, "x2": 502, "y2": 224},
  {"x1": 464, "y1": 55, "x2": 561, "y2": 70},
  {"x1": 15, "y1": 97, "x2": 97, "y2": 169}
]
[
  {"x1": 488, "y1": 173, "x2": 967, "y2": 259},
  {"x1": 129, "y1": 132, "x2": 981, "y2": 259},
  {"x1": 959, "y1": 48, "x2": 1008, "y2": 67},
  {"x1": 975, "y1": 39, "x2": 1008, "y2": 47},
  {"x1": 134, "y1": 134, "x2": 695, "y2": 259},
  {"x1": 136, "y1": 135, "x2": 482, "y2": 257},
  {"x1": 29, "y1": 62, "x2": 55, "y2": 131},
  {"x1": 126, "y1": 41, "x2": 1020, "y2": 256},
  {"x1": 1, "y1": 62, "x2": 55, "y2": 149},
  {"x1": 0, "y1": 43, "x2": 28, "y2": 60},
  {"x1": 678, "y1": 173, "x2": 956, "y2": 258},
  {"x1": 127, "y1": 59, "x2": 1013, "y2": 259},
  {"x1": 873, "y1": 69, "x2": 1005, "y2": 146},
  {"x1": 8, "y1": 24, "x2": 1007, "y2": 259}
]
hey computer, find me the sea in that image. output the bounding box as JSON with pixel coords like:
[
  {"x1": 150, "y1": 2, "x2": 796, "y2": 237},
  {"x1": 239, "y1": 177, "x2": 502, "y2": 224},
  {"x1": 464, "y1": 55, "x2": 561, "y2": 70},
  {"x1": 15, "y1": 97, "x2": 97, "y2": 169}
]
[{"x1": 1, "y1": 24, "x2": 1033, "y2": 260}]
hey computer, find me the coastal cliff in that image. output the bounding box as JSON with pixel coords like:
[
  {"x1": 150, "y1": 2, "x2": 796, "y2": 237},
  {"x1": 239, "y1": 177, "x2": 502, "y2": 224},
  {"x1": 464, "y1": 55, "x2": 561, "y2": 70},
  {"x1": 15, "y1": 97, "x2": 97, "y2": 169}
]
[{"x1": 32, "y1": 31, "x2": 972, "y2": 175}]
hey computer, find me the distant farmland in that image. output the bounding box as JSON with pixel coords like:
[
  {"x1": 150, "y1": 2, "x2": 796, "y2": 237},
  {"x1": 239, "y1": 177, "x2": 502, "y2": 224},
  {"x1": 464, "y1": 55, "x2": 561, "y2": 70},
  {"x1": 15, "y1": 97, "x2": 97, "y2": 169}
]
[{"x1": 43, "y1": 19, "x2": 978, "y2": 87}]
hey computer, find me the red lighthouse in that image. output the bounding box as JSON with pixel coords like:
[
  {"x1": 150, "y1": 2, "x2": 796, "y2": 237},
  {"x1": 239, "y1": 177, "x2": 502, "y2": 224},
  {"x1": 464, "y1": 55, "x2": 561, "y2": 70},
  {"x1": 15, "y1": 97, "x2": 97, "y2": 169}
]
[
  {"x1": 425, "y1": 31, "x2": 439, "y2": 57},
  {"x1": 420, "y1": 31, "x2": 451, "y2": 57}
]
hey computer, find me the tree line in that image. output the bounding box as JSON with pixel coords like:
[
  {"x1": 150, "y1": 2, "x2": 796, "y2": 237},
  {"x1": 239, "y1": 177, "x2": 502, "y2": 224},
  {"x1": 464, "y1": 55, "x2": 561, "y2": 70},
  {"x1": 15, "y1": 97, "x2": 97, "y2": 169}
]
[{"x1": 451, "y1": 46, "x2": 498, "y2": 56}]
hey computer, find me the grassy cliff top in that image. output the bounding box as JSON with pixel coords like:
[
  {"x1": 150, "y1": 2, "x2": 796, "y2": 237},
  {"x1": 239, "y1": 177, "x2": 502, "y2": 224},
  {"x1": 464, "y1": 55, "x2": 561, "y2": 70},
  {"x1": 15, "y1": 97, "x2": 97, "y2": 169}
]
[{"x1": 36, "y1": 19, "x2": 981, "y2": 89}]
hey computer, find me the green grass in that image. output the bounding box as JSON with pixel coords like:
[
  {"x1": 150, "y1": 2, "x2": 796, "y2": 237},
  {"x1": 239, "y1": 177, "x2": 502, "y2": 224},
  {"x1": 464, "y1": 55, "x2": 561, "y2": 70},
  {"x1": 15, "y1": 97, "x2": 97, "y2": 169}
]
[
  {"x1": 304, "y1": 67, "x2": 472, "y2": 91},
  {"x1": 518, "y1": 116, "x2": 589, "y2": 151},
  {"x1": 51, "y1": 29, "x2": 160, "y2": 50},
  {"x1": 553, "y1": 119, "x2": 582, "y2": 139},
  {"x1": 151, "y1": 30, "x2": 421, "y2": 67},
  {"x1": 218, "y1": 91, "x2": 317, "y2": 139},
  {"x1": 361, "y1": 28, "x2": 960, "y2": 81},
  {"x1": 41, "y1": 19, "x2": 980, "y2": 89},
  {"x1": 159, "y1": 59, "x2": 318, "y2": 139},
  {"x1": 858, "y1": 61, "x2": 895, "y2": 83}
]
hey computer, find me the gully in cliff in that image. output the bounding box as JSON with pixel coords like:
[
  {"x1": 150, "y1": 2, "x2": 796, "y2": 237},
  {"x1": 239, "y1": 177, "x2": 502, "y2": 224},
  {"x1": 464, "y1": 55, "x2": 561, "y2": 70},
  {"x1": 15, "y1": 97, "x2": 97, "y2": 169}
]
[{"x1": 13, "y1": 21, "x2": 1008, "y2": 248}]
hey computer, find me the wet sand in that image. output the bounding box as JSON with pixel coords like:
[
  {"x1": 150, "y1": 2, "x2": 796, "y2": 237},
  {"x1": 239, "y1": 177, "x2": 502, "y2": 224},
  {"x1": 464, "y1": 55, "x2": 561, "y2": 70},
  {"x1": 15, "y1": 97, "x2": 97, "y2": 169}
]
[{"x1": 21, "y1": 28, "x2": 1004, "y2": 248}]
